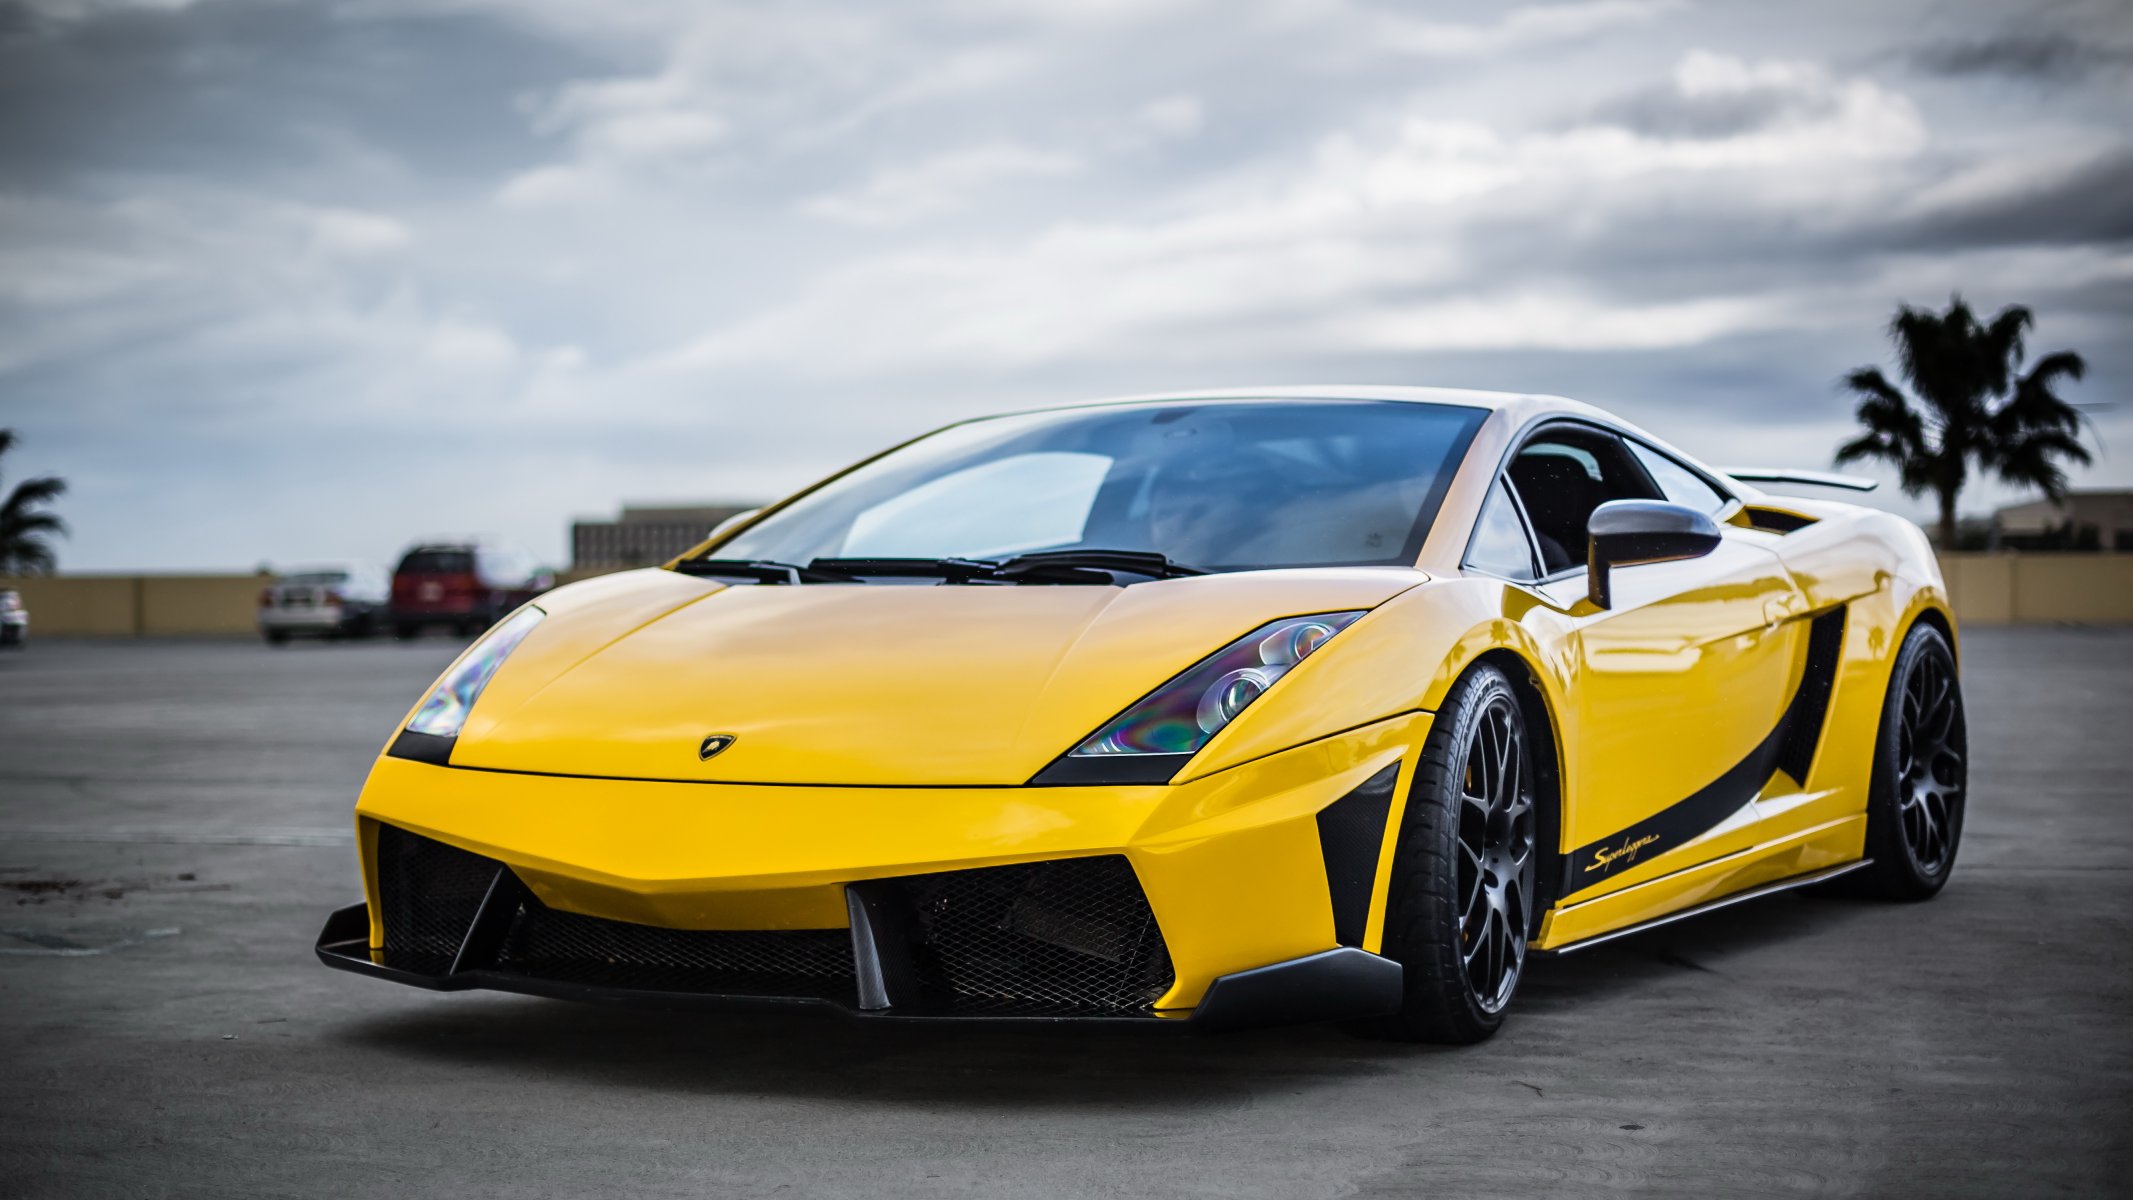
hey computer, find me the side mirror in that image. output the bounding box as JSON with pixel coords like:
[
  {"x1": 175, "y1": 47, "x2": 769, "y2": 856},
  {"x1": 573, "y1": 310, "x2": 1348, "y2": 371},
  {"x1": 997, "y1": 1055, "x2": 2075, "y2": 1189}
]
[{"x1": 1586, "y1": 499, "x2": 1722, "y2": 610}]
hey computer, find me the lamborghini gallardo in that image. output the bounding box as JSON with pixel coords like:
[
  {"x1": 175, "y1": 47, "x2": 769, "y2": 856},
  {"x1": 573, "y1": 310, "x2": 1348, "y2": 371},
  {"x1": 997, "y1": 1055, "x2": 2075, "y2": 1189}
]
[{"x1": 317, "y1": 387, "x2": 1966, "y2": 1042}]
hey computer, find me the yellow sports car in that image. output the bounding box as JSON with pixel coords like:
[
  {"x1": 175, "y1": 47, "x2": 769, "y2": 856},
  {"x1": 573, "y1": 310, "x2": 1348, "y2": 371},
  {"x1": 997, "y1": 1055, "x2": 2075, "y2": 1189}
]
[{"x1": 317, "y1": 387, "x2": 1966, "y2": 1042}]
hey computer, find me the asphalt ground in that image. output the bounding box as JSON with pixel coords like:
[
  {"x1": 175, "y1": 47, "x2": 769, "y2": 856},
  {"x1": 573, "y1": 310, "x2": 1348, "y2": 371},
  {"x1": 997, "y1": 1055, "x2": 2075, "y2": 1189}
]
[{"x1": 0, "y1": 629, "x2": 2128, "y2": 1198}]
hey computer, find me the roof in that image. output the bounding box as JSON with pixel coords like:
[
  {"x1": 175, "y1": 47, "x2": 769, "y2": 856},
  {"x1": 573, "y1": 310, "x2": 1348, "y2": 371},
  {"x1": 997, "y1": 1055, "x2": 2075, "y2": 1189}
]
[{"x1": 1069, "y1": 384, "x2": 1558, "y2": 411}]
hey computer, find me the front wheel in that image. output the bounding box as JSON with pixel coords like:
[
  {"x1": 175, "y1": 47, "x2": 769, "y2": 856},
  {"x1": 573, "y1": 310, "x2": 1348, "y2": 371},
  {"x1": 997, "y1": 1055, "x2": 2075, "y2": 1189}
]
[
  {"x1": 1855, "y1": 623, "x2": 1967, "y2": 900},
  {"x1": 1348, "y1": 664, "x2": 1539, "y2": 1044}
]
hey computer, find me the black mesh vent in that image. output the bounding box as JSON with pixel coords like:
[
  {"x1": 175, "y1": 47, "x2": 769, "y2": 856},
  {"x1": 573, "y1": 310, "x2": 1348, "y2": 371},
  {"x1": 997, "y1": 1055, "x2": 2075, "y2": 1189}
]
[
  {"x1": 895, "y1": 856, "x2": 1173, "y2": 1016},
  {"x1": 492, "y1": 903, "x2": 856, "y2": 1001},
  {"x1": 376, "y1": 823, "x2": 501, "y2": 972}
]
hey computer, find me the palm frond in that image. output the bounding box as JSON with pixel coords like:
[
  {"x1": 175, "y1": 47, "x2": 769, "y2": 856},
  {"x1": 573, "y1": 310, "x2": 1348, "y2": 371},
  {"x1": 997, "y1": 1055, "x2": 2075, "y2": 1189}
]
[
  {"x1": 1993, "y1": 430, "x2": 2092, "y2": 502},
  {"x1": 1982, "y1": 304, "x2": 2034, "y2": 390},
  {"x1": 0, "y1": 476, "x2": 66, "y2": 518}
]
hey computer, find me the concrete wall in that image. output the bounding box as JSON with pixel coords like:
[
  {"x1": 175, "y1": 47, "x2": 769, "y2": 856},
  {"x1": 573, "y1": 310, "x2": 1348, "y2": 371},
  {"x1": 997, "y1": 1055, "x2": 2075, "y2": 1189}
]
[
  {"x1": 0, "y1": 573, "x2": 269, "y2": 636},
  {"x1": 6, "y1": 556, "x2": 2133, "y2": 634},
  {"x1": 1941, "y1": 553, "x2": 2133, "y2": 626}
]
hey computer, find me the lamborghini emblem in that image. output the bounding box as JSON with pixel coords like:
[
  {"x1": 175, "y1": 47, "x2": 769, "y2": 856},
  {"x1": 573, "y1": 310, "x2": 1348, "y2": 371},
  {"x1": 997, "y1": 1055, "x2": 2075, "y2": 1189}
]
[{"x1": 698, "y1": 734, "x2": 737, "y2": 761}]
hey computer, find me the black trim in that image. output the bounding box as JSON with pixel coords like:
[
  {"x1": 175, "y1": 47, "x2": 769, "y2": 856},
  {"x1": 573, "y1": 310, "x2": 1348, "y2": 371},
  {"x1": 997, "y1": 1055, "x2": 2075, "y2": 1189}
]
[
  {"x1": 450, "y1": 868, "x2": 529, "y2": 976},
  {"x1": 1559, "y1": 604, "x2": 1848, "y2": 901},
  {"x1": 1539, "y1": 859, "x2": 1871, "y2": 956},
  {"x1": 387, "y1": 729, "x2": 455, "y2": 766},
  {"x1": 1190, "y1": 948, "x2": 1404, "y2": 1031},
  {"x1": 843, "y1": 882, "x2": 923, "y2": 1011},
  {"x1": 1028, "y1": 752, "x2": 1190, "y2": 787},
  {"x1": 1315, "y1": 764, "x2": 1399, "y2": 947},
  {"x1": 1774, "y1": 607, "x2": 1846, "y2": 784}
]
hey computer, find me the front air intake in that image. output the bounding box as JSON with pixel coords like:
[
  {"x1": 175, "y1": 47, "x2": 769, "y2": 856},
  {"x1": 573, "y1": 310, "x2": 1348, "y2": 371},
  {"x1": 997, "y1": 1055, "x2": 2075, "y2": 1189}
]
[
  {"x1": 375, "y1": 823, "x2": 501, "y2": 973},
  {"x1": 371, "y1": 823, "x2": 856, "y2": 1001},
  {"x1": 883, "y1": 856, "x2": 1175, "y2": 1016}
]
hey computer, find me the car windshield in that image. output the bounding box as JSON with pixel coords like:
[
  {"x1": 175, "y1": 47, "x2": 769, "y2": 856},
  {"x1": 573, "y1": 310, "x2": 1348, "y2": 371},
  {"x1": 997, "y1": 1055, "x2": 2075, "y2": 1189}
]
[{"x1": 713, "y1": 400, "x2": 1487, "y2": 573}]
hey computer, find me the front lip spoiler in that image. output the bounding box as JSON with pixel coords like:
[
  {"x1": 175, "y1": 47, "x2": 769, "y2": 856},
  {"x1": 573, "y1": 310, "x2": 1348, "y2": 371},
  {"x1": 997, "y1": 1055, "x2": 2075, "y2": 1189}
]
[{"x1": 315, "y1": 902, "x2": 1403, "y2": 1031}]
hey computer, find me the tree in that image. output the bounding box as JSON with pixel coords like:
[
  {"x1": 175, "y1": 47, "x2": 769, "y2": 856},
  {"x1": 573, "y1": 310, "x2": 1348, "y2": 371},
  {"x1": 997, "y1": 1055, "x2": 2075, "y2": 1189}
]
[
  {"x1": 1836, "y1": 297, "x2": 2090, "y2": 549},
  {"x1": 0, "y1": 430, "x2": 68, "y2": 576}
]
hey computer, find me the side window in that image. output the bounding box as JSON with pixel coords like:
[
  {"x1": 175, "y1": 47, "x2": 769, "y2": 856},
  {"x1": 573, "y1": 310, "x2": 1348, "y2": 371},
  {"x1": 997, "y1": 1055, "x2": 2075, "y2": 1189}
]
[
  {"x1": 1505, "y1": 427, "x2": 1661, "y2": 573},
  {"x1": 1465, "y1": 481, "x2": 1539, "y2": 581},
  {"x1": 1626, "y1": 441, "x2": 1731, "y2": 516}
]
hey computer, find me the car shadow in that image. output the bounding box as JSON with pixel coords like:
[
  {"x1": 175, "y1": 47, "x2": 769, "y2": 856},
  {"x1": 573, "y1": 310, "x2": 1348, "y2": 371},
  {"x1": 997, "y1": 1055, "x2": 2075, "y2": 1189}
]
[
  {"x1": 329, "y1": 890, "x2": 1879, "y2": 1105},
  {"x1": 330, "y1": 998, "x2": 1432, "y2": 1112},
  {"x1": 1518, "y1": 890, "x2": 1880, "y2": 1009}
]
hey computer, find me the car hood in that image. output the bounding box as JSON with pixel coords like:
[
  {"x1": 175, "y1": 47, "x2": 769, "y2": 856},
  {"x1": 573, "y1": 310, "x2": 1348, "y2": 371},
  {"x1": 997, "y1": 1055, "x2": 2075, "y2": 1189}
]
[{"x1": 448, "y1": 567, "x2": 1425, "y2": 786}]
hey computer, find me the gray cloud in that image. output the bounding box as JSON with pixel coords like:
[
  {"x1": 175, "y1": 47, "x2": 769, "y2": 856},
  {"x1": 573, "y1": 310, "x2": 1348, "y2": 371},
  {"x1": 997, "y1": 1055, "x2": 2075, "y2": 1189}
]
[
  {"x1": 0, "y1": 0, "x2": 2128, "y2": 571},
  {"x1": 1907, "y1": 32, "x2": 2132, "y2": 83}
]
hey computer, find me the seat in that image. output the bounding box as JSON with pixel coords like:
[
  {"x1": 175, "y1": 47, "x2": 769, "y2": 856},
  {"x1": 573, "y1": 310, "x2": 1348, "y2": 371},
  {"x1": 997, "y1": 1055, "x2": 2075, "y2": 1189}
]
[{"x1": 1509, "y1": 455, "x2": 1603, "y2": 573}]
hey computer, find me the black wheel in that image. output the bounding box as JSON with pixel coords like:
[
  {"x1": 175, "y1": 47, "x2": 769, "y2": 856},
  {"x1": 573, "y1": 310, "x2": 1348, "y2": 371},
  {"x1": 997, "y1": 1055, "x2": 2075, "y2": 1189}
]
[
  {"x1": 264, "y1": 629, "x2": 291, "y2": 646},
  {"x1": 1855, "y1": 623, "x2": 1967, "y2": 899},
  {"x1": 1348, "y1": 664, "x2": 1538, "y2": 1044},
  {"x1": 394, "y1": 622, "x2": 422, "y2": 641}
]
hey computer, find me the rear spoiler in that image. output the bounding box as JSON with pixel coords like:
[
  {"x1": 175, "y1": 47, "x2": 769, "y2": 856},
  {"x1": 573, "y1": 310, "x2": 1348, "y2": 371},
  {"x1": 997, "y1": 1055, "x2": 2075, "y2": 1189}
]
[{"x1": 1721, "y1": 467, "x2": 1879, "y2": 493}]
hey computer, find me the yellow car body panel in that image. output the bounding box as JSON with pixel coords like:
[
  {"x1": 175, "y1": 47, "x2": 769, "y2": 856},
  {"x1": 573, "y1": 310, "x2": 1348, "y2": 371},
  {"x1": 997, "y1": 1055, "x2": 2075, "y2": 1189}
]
[{"x1": 329, "y1": 386, "x2": 1957, "y2": 1026}]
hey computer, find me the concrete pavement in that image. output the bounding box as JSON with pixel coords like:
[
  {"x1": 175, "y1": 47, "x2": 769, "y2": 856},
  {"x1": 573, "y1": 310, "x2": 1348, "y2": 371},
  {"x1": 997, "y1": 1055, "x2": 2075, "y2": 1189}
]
[{"x1": 1, "y1": 630, "x2": 2128, "y2": 1197}]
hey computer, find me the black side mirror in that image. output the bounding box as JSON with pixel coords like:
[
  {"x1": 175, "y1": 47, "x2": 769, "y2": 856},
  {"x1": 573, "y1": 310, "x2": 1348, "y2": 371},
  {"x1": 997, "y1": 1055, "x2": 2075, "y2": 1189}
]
[{"x1": 1586, "y1": 500, "x2": 1723, "y2": 610}]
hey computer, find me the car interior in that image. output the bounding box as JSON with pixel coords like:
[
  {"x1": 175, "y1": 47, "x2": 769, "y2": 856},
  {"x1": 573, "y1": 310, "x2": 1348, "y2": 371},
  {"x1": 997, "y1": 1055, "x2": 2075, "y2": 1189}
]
[{"x1": 1502, "y1": 428, "x2": 1666, "y2": 575}]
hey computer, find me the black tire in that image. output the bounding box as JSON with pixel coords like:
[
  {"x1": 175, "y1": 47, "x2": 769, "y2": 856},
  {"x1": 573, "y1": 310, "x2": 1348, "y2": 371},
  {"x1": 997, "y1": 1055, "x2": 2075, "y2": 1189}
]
[
  {"x1": 1348, "y1": 663, "x2": 1539, "y2": 1044},
  {"x1": 394, "y1": 622, "x2": 422, "y2": 641},
  {"x1": 264, "y1": 629, "x2": 291, "y2": 646},
  {"x1": 1854, "y1": 623, "x2": 1967, "y2": 900}
]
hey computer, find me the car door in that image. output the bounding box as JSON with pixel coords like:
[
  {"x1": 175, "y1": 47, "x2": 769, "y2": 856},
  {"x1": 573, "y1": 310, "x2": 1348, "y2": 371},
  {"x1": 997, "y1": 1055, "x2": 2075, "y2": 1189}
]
[{"x1": 1499, "y1": 424, "x2": 1807, "y2": 901}]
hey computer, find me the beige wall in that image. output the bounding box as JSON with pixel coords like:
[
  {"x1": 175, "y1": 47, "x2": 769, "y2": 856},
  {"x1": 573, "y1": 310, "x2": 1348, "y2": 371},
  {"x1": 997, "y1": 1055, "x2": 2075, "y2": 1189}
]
[
  {"x1": 0, "y1": 574, "x2": 269, "y2": 636},
  {"x1": 5, "y1": 556, "x2": 2132, "y2": 634}
]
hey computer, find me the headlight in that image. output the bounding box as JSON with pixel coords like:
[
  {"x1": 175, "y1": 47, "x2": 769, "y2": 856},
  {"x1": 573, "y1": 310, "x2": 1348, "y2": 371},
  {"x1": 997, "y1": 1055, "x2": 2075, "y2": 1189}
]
[
  {"x1": 403, "y1": 606, "x2": 545, "y2": 739},
  {"x1": 1032, "y1": 611, "x2": 1365, "y2": 785}
]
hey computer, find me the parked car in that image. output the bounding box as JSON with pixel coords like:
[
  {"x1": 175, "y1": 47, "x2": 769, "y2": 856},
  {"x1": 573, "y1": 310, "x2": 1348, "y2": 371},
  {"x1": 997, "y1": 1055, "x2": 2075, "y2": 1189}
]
[
  {"x1": 389, "y1": 543, "x2": 551, "y2": 639},
  {"x1": 319, "y1": 387, "x2": 1963, "y2": 1043},
  {"x1": 0, "y1": 588, "x2": 27, "y2": 648},
  {"x1": 259, "y1": 566, "x2": 389, "y2": 644}
]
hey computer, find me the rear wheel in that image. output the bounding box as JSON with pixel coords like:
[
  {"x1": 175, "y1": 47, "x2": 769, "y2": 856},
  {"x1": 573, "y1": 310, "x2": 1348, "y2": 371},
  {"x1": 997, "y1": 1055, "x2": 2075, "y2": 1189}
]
[
  {"x1": 1348, "y1": 664, "x2": 1538, "y2": 1044},
  {"x1": 1855, "y1": 623, "x2": 1967, "y2": 900},
  {"x1": 264, "y1": 629, "x2": 290, "y2": 646},
  {"x1": 394, "y1": 622, "x2": 421, "y2": 641}
]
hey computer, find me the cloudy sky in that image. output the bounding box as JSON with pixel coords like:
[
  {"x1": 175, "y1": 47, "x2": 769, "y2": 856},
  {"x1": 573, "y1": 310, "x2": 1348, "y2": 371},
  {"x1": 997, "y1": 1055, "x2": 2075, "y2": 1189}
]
[{"x1": 1, "y1": 0, "x2": 2127, "y2": 572}]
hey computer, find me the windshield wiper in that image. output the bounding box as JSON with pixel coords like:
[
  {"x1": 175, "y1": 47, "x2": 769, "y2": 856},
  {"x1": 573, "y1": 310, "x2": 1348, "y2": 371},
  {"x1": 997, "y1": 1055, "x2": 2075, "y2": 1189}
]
[
  {"x1": 673, "y1": 559, "x2": 855, "y2": 585},
  {"x1": 988, "y1": 550, "x2": 1207, "y2": 583}
]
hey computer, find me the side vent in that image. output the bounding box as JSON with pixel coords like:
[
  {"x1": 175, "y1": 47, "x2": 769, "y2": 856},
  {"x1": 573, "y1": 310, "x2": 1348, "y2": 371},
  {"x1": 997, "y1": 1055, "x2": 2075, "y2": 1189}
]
[
  {"x1": 1744, "y1": 506, "x2": 1818, "y2": 534},
  {"x1": 1316, "y1": 763, "x2": 1400, "y2": 947},
  {"x1": 1775, "y1": 605, "x2": 1847, "y2": 785}
]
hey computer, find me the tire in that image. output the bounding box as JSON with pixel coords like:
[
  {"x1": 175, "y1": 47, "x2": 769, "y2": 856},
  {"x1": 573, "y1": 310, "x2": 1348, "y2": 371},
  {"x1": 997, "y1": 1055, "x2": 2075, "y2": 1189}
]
[
  {"x1": 394, "y1": 622, "x2": 422, "y2": 641},
  {"x1": 264, "y1": 629, "x2": 291, "y2": 646},
  {"x1": 1348, "y1": 663, "x2": 1539, "y2": 1044},
  {"x1": 1853, "y1": 623, "x2": 1967, "y2": 900}
]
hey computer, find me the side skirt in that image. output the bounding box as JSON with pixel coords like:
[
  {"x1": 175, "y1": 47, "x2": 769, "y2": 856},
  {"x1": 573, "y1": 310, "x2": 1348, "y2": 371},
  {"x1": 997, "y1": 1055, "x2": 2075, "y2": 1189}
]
[{"x1": 1537, "y1": 859, "x2": 1870, "y2": 957}]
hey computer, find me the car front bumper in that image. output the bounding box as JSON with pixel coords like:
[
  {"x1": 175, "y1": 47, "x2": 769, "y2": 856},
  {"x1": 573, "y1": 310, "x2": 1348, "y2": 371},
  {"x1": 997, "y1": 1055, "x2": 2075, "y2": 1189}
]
[{"x1": 322, "y1": 712, "x2": 1428, "y2": 1027}]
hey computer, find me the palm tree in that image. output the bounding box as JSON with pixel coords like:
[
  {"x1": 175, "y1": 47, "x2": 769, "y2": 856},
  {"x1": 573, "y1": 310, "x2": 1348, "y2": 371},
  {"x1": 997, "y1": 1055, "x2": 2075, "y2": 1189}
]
[
  {"x1": 0, "y1": 430, "x2": 68, "y2": 575},
  {"x1": 1836, "y1": 297, "x2": 2090, "y2": 549}
]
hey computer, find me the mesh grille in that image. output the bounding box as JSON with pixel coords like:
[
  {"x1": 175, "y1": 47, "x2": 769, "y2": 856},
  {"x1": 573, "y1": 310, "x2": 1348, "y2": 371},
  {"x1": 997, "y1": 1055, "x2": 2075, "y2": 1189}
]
[
  {"x1": 375, "y1": 823, "x2": 500, "y2": 972},
  {"x1": 898, "y1": 856, "x2": 1173, "y2": 1015},
  {"x1": 493, "y1": 904, "x2": 856, "y2": 1000}
]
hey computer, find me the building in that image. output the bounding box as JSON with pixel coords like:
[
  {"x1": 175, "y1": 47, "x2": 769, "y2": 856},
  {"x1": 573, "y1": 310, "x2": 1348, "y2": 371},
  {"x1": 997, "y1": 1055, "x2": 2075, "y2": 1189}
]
[
  {"x1": 571, "y1": 504, "x2": 758, "y2": 572},
  {"x1": 1992, "y1": 490, "x2": 2133, "y2": 552}
]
